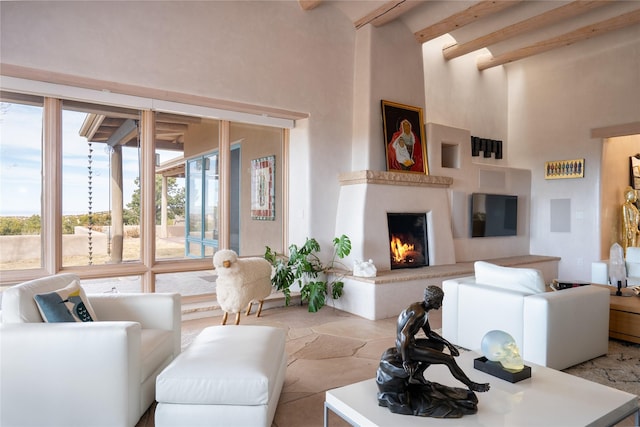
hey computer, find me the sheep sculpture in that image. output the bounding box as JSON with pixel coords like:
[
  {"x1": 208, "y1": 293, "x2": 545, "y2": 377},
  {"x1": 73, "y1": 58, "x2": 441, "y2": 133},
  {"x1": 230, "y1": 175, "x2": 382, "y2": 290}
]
[{"x1": 212, "y1": 249, "x2": 273, "y2": 325}]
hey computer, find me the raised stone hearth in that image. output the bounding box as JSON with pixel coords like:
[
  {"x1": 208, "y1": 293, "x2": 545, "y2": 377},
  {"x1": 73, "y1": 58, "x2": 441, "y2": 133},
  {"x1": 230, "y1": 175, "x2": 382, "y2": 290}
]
[{"x1": 330, "y1": 255, "x2": 559, "y2": 320}]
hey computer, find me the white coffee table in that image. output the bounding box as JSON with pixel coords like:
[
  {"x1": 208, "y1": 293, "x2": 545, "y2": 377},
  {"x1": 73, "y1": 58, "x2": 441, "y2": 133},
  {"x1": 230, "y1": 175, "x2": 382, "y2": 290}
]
[{"x1": 324, "y1": 352, "x2": 639, "y2": 426}]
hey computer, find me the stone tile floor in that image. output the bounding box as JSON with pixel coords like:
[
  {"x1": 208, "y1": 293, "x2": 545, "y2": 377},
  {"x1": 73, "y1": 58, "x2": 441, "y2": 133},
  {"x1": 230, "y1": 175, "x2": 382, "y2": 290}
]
[
  {"x1": 137, "y1": 303, "x2": 402, "y2": 427},
  {"x1": 138, "y1": 303, "x2": 637, "y2": 427}
]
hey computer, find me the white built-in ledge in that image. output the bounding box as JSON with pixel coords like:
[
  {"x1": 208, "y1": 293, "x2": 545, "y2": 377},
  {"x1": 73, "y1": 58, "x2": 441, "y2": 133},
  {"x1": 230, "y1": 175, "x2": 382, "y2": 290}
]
[
  {"x1": 329, "y1": 255, "x2": 561, "y2": 320},
  {"x1": 338, "y1": 170, "x2": 453, "y2": 188},
  {"x1": 332, "y1": 255, "x2": 560, "y2": 285}
]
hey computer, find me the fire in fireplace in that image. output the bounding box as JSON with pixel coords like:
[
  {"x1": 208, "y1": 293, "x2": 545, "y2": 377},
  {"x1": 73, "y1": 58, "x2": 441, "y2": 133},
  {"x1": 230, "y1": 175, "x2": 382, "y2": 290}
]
[{"x1": 387, "y1": 213, "x2": 429, "y2": 270}]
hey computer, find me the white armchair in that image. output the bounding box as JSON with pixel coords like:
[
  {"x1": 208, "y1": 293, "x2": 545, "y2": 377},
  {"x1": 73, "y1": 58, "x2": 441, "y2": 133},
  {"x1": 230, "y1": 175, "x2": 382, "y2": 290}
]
[
  {"x1": 443, "y1": 261, "x2": 610, "y2": 370},
  {"x1": 592, "y1": 246, "x2": 640, "y2": 286},
  {"x1": 0, "y1": 273, "x2": 181, "y2": 427}
]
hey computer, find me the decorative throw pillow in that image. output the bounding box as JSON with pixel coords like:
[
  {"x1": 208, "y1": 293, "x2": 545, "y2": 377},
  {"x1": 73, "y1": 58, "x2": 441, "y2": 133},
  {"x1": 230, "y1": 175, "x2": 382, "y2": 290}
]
[
  {"x1": 33, "y1": 280, "x2": 98, "y2": 322},
  {"x1": 474, "y1": 261, "x2": 546, "y2": 295}
]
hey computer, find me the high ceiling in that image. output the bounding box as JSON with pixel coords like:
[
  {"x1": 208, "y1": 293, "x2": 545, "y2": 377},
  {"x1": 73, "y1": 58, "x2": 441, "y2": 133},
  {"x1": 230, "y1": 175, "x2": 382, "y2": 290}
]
[
  {"x1": 77, "y1": 1, "x2": 639, "y2": 156},
  {"x1": 306, "y1": 0, "x2": 640, "y2": 70}
]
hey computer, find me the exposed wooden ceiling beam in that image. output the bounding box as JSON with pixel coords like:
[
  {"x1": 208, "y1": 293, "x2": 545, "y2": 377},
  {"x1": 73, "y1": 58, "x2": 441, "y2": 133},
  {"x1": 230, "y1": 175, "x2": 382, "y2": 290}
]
[
  {"x1": 414, "y1": 0, "x2": 521, "y2": 44},
  {"x1": 155, "y1": 122, "x2": 188, "y2": 133},
  {"x1": 0, "y1": 90, "x2": 42, "y2": 106},
  {"x1": 443, "y1": 0, "x2": 613, "y2": 60},
  {"x1": 298, "y1": 0, "x2": 322, "y2": 11},
  {"x1": 63, "y1": 100, "x2": 139, "y2": 119},
  {"x1": 156, "y1": 112, "x2": 202, "y2": 125},
  {"x1": 107, "y1": 119, "x2": 138, "y2": 147},
  {"x1": 354, "y1": 0, "x2": 426, "y2": 29},
  {"x1": 154, "y1": 140, "x2": 185, "y2": 151},
  {"x1": 477, "y1": 7, "x2": 640, "y2": 70},
  {"x1": 156, "y1": 133, "x2": 183, "y2": 141},
  {"x1": 79, "y1": 114, "x2": 105, "y2": 141}
]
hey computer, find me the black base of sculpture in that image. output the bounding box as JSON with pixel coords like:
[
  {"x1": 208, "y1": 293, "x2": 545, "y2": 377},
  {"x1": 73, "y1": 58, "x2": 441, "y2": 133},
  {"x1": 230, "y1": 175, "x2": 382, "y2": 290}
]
[
  {"x1": 376, "y1": 348, "x2": 479, "y2": 418},
  {"x1": 473, "y1": 357, "x2": 531, "y2": 383}
]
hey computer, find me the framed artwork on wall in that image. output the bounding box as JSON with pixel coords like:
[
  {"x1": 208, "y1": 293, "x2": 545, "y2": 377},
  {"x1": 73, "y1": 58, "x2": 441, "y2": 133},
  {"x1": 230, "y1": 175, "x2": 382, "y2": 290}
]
[
  {"x1": 381, "y1": 100, "x2": 429, "y2": 175},
  {"x1": 630, "y1": 154, "x2": 640, "y2": 209},
  {"x1": 251, "y1": 155, "x2": 275, "y2": 221},
  {"x1": 544, "y1": 158, "x2": 584, "y2": 179},
  {"x1": 630, "y1": 154, "x2": 640, "y2": 190}
]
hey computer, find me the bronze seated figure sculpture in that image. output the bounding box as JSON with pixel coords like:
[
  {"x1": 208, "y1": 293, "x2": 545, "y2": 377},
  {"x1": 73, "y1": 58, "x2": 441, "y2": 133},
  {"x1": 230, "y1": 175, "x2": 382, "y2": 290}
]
[{"x1": 376, "y1": 286, "x2": 490, "y2": 418}]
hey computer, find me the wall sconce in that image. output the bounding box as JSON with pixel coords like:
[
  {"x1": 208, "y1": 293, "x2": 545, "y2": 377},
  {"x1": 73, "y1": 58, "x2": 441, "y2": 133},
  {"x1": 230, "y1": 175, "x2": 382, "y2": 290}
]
[{"x1": 471, "y1": 136, "x2": 502, "y2": 159}]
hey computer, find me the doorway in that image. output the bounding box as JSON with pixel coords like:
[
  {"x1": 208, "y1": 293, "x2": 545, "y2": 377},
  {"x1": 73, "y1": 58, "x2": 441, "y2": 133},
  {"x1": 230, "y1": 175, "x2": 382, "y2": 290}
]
[{"x1": 600, "y1": 133, "x2": 640, "y2": 259}]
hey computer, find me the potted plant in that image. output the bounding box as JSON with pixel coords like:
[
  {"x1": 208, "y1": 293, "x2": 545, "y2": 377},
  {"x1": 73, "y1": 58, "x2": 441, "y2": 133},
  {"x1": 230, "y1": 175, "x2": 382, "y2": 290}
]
[{"x1": 264, "y1": 234, "x2": 351, "y2": 312}]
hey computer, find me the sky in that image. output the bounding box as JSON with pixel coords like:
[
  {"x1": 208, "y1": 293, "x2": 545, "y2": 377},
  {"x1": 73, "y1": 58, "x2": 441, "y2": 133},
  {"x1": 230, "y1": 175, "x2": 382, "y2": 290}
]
[{"x1": 0, "y1": 102, "x2": 180, "y2": 217}]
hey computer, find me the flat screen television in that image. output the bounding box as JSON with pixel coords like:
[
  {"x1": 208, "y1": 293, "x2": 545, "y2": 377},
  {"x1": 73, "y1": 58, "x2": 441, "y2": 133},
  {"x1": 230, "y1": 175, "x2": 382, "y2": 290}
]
[{"x1": 470, "y1": 193, "x2": 518, "y2": 237}]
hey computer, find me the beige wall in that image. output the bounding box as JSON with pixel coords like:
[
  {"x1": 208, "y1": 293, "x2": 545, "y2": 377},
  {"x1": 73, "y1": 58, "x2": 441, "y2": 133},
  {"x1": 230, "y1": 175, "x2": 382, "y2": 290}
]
[
  {"x1": 184, "y1": 119, "x2": 219, "y2": 159},
  {"x1": 506, "y1": 27, "x2": 640, "y2": 281}
]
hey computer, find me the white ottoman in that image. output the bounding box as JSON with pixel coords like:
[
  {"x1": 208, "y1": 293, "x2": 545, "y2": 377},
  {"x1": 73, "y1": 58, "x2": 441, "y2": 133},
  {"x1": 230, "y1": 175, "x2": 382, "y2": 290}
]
[{"x1": 155, "y1": 325, "x2": 287, "y2": 427}]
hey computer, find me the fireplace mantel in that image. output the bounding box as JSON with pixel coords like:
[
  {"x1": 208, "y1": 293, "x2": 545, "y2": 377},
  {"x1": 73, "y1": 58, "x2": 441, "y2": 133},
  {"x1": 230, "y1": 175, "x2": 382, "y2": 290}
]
[{"x1": 339, "y1": 170, "x2": 453, "y2": 188}]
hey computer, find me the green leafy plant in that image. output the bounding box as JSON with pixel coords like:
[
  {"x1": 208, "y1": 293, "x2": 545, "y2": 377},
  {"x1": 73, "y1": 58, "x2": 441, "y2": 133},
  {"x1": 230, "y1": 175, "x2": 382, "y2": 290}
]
[{"x1": 265, "y1": 234, "x2": 352, "y2": 312}]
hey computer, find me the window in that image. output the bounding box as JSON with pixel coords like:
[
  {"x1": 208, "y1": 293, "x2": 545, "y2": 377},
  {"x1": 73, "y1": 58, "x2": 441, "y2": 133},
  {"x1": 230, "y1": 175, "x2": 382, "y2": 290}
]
[
  {"x1": 155, "y1": 148, "x2": 187, "y2": 260},
  {"x1": 0, "y1": 83, "x2": 290, "y2": 301},
  {"x1": 0, "y1": 95, "x2": 44, "y2": 271},
  {"x1": 154, "y1": 112, "x2": 190, "y2": 261},
  {"x1": 187, "y1": 153, "x2": 219, "y2": 257},
  {"x1": 62, "y1": 103, "x2": 143, "y2": 266}
]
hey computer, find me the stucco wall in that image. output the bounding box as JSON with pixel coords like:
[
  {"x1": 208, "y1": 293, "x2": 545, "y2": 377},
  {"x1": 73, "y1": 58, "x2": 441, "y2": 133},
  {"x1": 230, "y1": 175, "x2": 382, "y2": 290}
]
[{"x1": 506, "y1": 26, "x2": 640, "y2": 281}]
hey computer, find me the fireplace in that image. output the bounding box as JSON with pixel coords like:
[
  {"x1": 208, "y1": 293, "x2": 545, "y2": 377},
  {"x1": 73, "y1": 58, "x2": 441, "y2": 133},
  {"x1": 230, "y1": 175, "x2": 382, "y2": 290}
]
[
  {"x1": 334, "y1": 170, "x2": 456, "y2": 271},
  {"x1": 387, "y1": 213, "x2": 429, "y2": 270}
]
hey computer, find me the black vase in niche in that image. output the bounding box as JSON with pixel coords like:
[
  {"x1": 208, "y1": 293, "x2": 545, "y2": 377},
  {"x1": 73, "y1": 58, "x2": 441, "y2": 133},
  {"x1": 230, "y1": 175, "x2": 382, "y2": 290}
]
[
  {"x1": 494, "y1": 141, "x2": 503, "y2": 159},
  {"x1": 471, "y1": 136, "x2": 480, "y2": 156},
  {"x1": 483, "y1": 139, "x2": 492, "y2": 158}
]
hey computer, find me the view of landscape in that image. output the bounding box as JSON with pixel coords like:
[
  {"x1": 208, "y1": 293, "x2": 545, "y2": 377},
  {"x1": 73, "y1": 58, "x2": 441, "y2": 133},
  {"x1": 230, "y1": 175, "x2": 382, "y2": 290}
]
[{"x1": 0, "y1": 101, "x2": 187, "y2": 271}]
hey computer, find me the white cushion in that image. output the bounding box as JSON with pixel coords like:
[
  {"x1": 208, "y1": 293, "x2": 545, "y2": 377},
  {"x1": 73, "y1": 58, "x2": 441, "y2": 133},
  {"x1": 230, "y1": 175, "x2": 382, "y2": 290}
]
[
  {"x1": 140, "y1": 329, "x2": 175, "y2": 382},
  {"x1": 626, "y1": 247, "x2": 640, "y2": 278},
  {"x1": 457, "y1": 283, "x2": 526, "y2": 352},
  {"x1": 474, "y1": 261, "x2": 545, "y2": 295},
  {"x1": 626, "y1": 247, "x2": 640, "y2": 263},
  {"x1": 156, "y1": 325, "x2": 286, "y2": 406},
  {"x1": 628, "y1": 263, "x2": 640, "y2": 279}
]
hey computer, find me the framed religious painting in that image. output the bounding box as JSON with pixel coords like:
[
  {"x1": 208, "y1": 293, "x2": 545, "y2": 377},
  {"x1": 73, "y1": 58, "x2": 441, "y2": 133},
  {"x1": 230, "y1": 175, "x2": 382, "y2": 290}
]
[
  {"x1": 250, "y1": 155, "x2": 275, "y2": 220},
  {"x1": 381, "y1": 100, "x2": 429, "y2": 175}
]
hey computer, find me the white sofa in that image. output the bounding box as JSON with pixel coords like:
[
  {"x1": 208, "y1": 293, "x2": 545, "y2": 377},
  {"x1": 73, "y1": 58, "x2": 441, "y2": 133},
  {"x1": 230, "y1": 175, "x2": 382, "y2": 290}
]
[
  {"x1": 592, "y1": 246, "x2": 640, "y2": 286},
  {"x1": 442, "y1": 261, "x2": 610, "y2": 370},
  {"x1": 0, "y1": 273, "x2": 181, "y2": 427}
]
